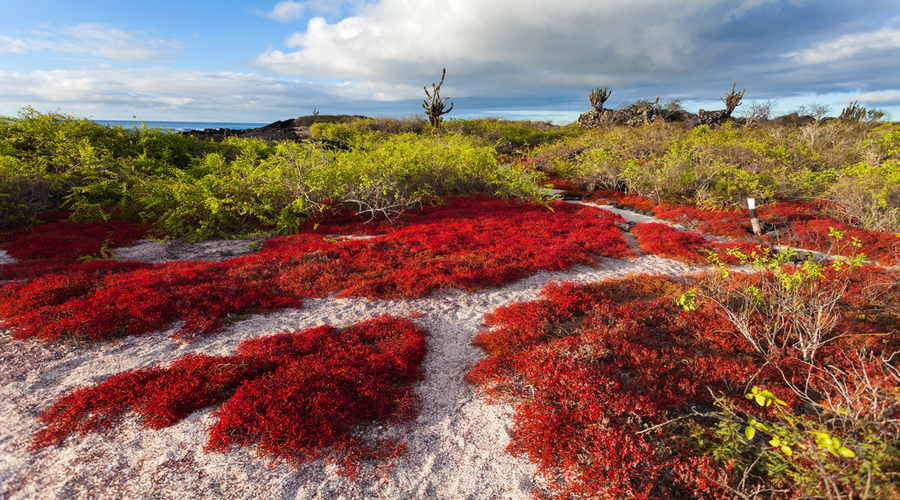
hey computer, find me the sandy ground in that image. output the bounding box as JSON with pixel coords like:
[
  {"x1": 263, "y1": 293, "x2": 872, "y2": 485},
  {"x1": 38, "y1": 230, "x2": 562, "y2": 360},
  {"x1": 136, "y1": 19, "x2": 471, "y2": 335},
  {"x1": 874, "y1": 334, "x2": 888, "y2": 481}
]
[{"x1": 0, "y1": 205, "x2": 700, "y2": 500}]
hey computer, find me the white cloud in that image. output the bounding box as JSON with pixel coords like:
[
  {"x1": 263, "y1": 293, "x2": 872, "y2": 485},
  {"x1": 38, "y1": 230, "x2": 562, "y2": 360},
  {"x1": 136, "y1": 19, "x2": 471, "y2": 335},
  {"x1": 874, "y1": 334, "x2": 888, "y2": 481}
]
[
  {"x1": 1, "y1": 23, "x2": 180, "y2": 62},
  {"x1": 0, "y1": 35, "x2": 29, "y2": 54},
  {"x1": 264, "y1": 1, "x2": 359, "y2": 22},
  {"x1": 0, "y1": 66, "x2": 348, "y2": 120},
  {"x1": 784, "y1": 27, "x2": 900, "y2": 64},
  {"x1": 843, "y1": 90, "x2": 900, "y2": 105},
  {"x1": 252, "y1": 0, "x2": 728, "y2": 100},
  {"x1": 266, "y1": 1, "x2": 308, "y2": 22}
]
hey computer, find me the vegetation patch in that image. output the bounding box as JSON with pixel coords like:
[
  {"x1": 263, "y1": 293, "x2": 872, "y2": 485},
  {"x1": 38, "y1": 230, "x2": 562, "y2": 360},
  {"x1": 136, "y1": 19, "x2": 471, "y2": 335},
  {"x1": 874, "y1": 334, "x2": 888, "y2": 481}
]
[
  {"x1": 32, "y1": 315, "x2": 426, "y2": 474},
  {"x1": 1, "y1": 196, "x2": 633, "y2": 343},
  {"x1": 468, "y1": 264, "x2": 899, "y2": 499}
]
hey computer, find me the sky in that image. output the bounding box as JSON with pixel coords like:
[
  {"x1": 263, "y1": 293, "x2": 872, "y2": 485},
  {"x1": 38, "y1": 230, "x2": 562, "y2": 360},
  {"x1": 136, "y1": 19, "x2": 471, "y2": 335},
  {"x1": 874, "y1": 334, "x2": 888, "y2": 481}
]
[{"x1": 1, "y1": 0, "x2": 899, "y2": 124}]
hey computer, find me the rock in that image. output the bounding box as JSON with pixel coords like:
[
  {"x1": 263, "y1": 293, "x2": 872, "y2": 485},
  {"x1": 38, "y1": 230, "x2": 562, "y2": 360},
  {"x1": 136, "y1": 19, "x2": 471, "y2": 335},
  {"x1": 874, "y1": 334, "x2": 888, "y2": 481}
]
[
  {"x1": 577, "y1": 109, "x2": 607, "y2": 128},
  {"x1": 182, "y1": 114, "x2": 368, "y2": 145},
  {"x1": 698, "y1": 109, "x2": 729, "y2": 125}
]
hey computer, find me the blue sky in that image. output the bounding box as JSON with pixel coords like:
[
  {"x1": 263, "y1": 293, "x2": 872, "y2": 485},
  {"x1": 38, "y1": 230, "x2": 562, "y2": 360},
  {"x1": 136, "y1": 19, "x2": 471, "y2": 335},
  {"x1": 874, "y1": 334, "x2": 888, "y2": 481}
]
[{"x1": 2, "y1": 0, "x2": 899, "y2": 124}]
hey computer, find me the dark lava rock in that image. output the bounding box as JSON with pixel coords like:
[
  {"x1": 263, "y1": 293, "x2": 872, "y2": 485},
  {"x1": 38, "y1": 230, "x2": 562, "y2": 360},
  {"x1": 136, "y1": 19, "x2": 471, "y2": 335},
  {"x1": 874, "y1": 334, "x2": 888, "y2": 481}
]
[
  {"x1": 182, "y1": 114, "x2": 368, "y2": 145},
  {"x1": 558, "y1": 193, "x2": 584, "y2": 201}
]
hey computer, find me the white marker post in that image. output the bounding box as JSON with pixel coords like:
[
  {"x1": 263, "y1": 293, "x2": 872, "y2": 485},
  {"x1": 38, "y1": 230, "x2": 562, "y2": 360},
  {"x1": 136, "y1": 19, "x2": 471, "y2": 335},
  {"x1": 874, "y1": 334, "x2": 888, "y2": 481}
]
[{"x1": 748, "y1": 198, "x2": 762, "y2": 235}]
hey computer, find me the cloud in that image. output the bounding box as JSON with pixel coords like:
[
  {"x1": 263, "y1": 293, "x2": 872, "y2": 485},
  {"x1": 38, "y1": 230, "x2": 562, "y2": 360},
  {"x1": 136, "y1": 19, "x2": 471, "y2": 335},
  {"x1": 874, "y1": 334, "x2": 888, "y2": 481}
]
[
  {"x1": 253, "y1": 0, "x2": 725, "y2": 101},
  {"x1": 252, "y1": 0, "x2": 900, "y2": 104},
  {"x1": 0, "y1": 66, "x2": 352, "y2": 120},
  {"x1": 0, "y1": 35, "x2": 29, "y2": 55},
  {"x1": 266, "y1": 1, "x2": 308, "y2": 22},
  {"x1": 784, "y1": 27, "x2": 900, "y2": 64},
  {"x1": 0, "y1": 23, "x2": 180, "y2": 62},
  {"x1": 264, "y1": 1, "x2": 358, "y2": 22},
  {"x1": 843, "y1": 90, "x2": 900, "y2": 107}
]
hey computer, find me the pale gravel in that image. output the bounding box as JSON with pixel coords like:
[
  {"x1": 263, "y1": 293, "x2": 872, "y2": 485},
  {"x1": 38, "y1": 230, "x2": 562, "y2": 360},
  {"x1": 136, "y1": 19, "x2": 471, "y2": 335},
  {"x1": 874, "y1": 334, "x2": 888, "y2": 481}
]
[{"x1": 0, "y1": 205, "x2": 701, "y2": 500}]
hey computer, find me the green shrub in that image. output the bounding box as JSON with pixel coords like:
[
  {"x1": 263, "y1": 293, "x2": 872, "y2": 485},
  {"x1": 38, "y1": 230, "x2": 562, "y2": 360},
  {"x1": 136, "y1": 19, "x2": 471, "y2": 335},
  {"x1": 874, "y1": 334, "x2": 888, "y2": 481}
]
[
  {"x1": 132, "y1": 133, "x2": 546, "y2": 239},
  {"x1": 0, "y1": 107, "x2": 222, "y2": 227},
  {"x1": 310, "y1": 116, "x2": 581, "y2": 155},
  {"x1": 828, "y1": 160, "x2": 900, "y2": 234}
]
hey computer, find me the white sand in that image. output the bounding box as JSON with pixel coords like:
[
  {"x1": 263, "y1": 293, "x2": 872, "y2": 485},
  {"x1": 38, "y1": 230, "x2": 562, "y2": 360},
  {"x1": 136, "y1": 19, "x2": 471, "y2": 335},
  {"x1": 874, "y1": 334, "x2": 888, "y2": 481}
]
[{"x1": 0, "y1": 206, "x2": 700, "y2": 500}]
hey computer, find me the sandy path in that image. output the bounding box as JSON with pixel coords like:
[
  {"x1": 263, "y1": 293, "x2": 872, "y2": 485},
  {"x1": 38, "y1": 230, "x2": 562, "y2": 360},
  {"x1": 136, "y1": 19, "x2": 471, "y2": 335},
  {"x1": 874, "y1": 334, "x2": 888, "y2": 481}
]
[{"x1": 0, "y1": 206, "x2": 697, "y2": 500}]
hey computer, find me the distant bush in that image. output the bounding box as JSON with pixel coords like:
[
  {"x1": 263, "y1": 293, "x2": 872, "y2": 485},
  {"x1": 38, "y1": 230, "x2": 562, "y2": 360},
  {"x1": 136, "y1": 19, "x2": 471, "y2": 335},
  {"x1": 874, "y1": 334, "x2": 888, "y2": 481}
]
[
  {"x1": 527, "y1": 118, "x2": 896, "y2": 226},
  {"x1": 310, "y1": 115, "x2": 581, "y2": 154},
  {"x1": 827, "y1": 123, "x2": 900, "y2": 233}
]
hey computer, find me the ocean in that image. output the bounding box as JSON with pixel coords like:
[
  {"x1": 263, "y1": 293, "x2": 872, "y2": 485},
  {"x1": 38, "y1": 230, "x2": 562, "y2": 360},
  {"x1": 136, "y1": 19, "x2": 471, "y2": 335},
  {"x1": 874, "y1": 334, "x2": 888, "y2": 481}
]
[{"x1": 94, "y1": 120, "x2": 268, "y2": 132}]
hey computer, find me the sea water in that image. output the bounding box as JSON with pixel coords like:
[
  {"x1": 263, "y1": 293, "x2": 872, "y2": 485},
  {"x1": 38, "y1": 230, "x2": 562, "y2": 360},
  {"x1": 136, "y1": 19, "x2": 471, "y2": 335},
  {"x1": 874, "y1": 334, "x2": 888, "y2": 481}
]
[{"x1": 94, "y1": 120, "x2": 268, "y2": 132}]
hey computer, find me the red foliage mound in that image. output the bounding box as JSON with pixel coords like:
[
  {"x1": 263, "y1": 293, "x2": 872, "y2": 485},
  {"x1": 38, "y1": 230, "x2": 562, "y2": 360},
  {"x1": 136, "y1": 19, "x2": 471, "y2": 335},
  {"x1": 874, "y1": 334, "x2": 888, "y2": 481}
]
[
  {"x1": 32, "y1": 315, "x2": 426, "y2": 473},
  {"x1": 1, "y1": 214, "x2": 149, "y2": 282},
  {"x1": 2, "y1": 259, "x2": 299, "y2": 342},
  {"x1": 631, "y1": 222, "x2": 711, "y2": 263},
  {"x1": 466, "y1": 273, "x2": 899, "y2": 499},
  {"x1": 652, "y1": 202, "x2": 755, "y2": 239},
  {"x1": 262, "y1": 196, "x2": 634, "y2": 299},
  {"x1": 651, "y1": 200, "x2": 900, "y2": 265},
  {"x1": 631, "y1": 222, "x2": 772, "y2": 265},
  {"x1": 468, "y1": 278, "x2": 742, "y2": 498},
  {"x1": 2, "y1": 196, "x2": 634, "y2": 343},
  {"x1": 3, "y1": 218, "x2": 148, "y2": 260}
]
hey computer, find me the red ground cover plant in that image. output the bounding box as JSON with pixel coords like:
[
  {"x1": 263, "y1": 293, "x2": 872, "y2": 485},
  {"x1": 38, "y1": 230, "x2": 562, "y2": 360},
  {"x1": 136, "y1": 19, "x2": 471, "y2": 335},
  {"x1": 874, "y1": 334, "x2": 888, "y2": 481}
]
[
  {"x1": 466, "y1": 273, "x2": 899, "y2": 499},
  {"x1": 631, "y1": 222, "x2": 712, "y2": 264},
  {"x1": 630, "y1": 222, "x2": 772, "y2": 265},
  {"x1": 2, "y1": 259, "x2": 300, "y2": 342},
  {"x1": 0, "y1": 211, "x2": 150, "y2": 281},
  {"x1": 571, "y1": 193, "x2": 898, "y2": 265},
  {"x1": 1, "y1": 196, "x2": 634, "y2": 343},
  {"x1": 650, "y1": 200, "x2": 900, "y2": 266},
  {"x1": 651, "y1": 202, "x2": 756, "y2": 239},
  {"x1": 32, "y1": 315, "x2": 426, "y2": 474},
  {"x1": 3, "y1": 217, "x2": 148, "y2": 261},
  {"x1": 262, "y1": 196, "x2": 634, "y2": 300}
]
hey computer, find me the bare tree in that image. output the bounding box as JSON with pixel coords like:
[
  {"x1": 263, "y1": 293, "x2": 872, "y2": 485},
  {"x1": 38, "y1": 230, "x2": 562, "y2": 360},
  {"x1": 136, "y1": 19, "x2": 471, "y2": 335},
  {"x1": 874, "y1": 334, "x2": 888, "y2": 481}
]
[{"x1": 743, "y1": 99, "x2": 780, "y2": 122}]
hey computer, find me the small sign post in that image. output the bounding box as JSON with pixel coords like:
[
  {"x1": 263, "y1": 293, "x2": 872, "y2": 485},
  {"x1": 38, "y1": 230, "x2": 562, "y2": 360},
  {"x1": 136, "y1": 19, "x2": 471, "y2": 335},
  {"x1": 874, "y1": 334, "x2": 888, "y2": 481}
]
[{"x1": 748, "y1": 198, "x2": 762, "y2": 235}]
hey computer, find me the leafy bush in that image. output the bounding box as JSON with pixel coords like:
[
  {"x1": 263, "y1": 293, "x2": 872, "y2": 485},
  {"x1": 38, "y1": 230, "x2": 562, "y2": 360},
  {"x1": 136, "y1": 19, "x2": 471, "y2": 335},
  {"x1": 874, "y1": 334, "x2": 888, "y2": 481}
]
[
  {"x1": 527, "y1": 119, "x2": 892, "y2": 212},
  {"x1": 32, "y1": 315, "x2": 426, "y2": 474},
  {"x1": 0, "y1": 107, "x2": 220, "y2": 227},
  {"x1": 686, "y1": 236, "x2": 900, "y2": 499},
  {"x1": 2, "y1": 109, "x2": 553, "y2": 239}
]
